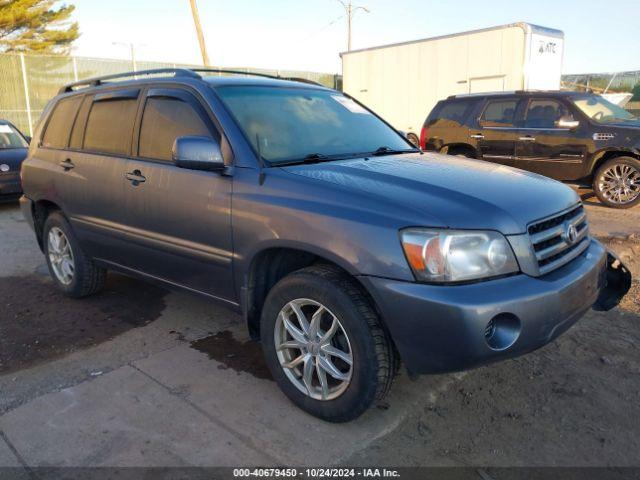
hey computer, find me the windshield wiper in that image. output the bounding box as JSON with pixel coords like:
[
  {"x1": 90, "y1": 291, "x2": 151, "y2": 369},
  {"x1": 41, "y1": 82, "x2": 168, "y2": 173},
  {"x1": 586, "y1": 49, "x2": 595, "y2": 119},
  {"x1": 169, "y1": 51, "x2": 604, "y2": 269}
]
[
  {"x1": 370, "y1": 146, "x2": 419, "y2": 156},
  {"x1": 275, "y1": 153, "x2": 335, "y2": 166}
]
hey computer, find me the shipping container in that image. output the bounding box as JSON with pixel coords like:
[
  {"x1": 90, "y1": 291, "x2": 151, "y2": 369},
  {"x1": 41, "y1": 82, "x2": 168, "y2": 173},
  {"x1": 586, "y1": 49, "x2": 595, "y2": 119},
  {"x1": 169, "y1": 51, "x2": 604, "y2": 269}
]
[{"x1": 340, "y1": 23, "x2": 564, "y2": 144}]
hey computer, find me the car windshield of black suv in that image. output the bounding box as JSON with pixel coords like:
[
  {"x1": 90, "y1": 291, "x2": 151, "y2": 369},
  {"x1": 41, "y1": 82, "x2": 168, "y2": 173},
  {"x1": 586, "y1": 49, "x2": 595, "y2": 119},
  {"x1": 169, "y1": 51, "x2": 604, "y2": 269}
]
[
  {"x1": 572, "y1": 95, "x2": 638, "y2": 124},
  {"x1": 216, "y1": 86, "x2": 415, "y2": 164},
  {"x1": 0, "y1": 124, "x2": 28, "y2": 149}
]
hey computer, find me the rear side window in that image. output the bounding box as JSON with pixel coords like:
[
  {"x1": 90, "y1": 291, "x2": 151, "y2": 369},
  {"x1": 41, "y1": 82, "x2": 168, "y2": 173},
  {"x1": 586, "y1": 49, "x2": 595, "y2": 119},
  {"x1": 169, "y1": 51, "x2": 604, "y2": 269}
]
[
  {"x1": 523, "y1": 99, "x2": 571, "y2": 129},
  {"x1": 84, "y1": 98, "x2": 138, "y2": 155},
  {"x1": 69, "y1": 96, "x2": 93, "y2": 149},
  {"x1": 429, "y1": 101, "x2": 473, "y2": 127},
  {"x1": 41, "y1": 96, "x2": 83, "y2": 149},
  {"x1": 480, "y1": 99, "x2": 519, "y2": 127},
  {"x1": 138, "y1": 97, "x2": 212, "y2": 161}
]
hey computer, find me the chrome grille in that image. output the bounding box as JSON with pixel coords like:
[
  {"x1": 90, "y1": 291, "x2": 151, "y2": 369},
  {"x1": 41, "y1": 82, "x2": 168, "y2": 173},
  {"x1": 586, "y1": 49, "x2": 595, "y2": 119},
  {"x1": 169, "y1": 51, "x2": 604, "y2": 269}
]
[{"x1": 528, "y1": 205, "x2": 590, "y2": 275}]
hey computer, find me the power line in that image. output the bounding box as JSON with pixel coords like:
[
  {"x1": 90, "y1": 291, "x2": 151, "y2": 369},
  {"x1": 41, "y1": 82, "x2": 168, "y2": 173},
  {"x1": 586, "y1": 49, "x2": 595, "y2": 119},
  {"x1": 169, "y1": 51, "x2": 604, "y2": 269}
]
[{"x1": 335, "y1": 0, "x2": 370, "y2": 51}]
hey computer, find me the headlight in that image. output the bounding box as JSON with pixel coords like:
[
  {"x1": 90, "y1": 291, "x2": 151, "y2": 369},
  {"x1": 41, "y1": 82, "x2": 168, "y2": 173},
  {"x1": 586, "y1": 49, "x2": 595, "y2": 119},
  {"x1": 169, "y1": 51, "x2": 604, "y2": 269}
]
[{"x1": 400, "y1": 228, "x2": 519, "y2": 283}]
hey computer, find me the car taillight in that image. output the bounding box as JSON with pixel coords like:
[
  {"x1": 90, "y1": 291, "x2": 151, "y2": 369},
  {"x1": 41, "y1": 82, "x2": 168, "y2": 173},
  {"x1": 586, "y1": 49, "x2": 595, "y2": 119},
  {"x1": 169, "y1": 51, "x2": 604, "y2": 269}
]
[{"x1": 419, "y1": 126, "x2": 427, "y2": 150}]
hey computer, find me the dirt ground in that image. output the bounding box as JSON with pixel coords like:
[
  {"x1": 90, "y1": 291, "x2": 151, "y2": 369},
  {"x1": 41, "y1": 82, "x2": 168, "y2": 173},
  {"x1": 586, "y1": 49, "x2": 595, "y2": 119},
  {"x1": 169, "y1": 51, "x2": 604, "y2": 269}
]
[{"x1": 0, "y1": 274, "x2": 167, "y2": 375}]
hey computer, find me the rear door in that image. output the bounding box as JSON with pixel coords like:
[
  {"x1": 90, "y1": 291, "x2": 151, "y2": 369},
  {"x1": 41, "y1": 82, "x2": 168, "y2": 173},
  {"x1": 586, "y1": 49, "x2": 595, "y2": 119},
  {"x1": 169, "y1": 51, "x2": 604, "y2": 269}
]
[
  {"x1": 514, "y1": 98, "x2": 587, "y2": 180},
  {"x1": 63, "y1": 89, "x2": 140, "y2": 264},
  {"x1": 122, "y1": 86, "x2": 234, "y2": 300},
  {"x1": 423, "y1": 99, "x2": 474, "y2": 152},
  {"x1": 473, "y1": 97, "x2": 524, "y2": 167}
]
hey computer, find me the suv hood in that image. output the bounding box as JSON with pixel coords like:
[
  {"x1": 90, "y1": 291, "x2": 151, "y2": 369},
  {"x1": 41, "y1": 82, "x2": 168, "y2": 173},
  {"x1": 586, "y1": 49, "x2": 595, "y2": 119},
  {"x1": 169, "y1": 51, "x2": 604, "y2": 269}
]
[{"x1": 282, "y1": 153, "x2": 580, "y2": 235}]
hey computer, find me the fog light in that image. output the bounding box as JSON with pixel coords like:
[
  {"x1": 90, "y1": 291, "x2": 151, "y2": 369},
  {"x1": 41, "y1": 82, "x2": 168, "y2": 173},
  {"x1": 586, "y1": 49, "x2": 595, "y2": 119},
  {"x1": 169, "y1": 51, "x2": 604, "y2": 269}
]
[
  {"x1": 0, "y1": 164, "x2": 9, "y2": 172},
  {"x1": 485, "y1": 313, "x2": 521, "y2": 350}
]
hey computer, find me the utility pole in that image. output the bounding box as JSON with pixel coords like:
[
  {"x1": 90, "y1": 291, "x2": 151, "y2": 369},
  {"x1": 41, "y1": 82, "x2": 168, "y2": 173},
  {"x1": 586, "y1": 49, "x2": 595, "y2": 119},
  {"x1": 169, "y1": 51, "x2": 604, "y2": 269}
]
[
  {"x1": 112, "y1": 42, "x2": 138, "y2": 71},
  {"x1": 336, "y1": 0, "x2": 369, "y2": 51},
  {"x1": 189, "y1": 0, "x2": 211, "y2": 66}
]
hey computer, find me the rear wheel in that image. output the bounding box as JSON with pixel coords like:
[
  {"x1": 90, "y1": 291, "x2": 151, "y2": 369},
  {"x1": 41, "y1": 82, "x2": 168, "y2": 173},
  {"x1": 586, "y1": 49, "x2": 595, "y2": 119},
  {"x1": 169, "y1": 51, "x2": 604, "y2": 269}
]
[
  {"x1": 593, "y1": 156, "x2": 640, "y2": 208},
  {"x1": 43, "y1": 211, "x2": 106, "y2": 297},
  {"x1": 260, "y1": 265, "x2": 396, "y2": 422},
  {"x1": 446, "y1": 147, "x2": 475, "y2": 158}
]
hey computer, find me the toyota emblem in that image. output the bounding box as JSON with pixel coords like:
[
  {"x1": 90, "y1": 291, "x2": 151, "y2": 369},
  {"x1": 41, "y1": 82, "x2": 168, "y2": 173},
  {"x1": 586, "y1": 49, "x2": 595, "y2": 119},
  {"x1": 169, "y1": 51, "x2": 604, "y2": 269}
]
[{"x1": 565, "y1": 224, "x2": 578, "y2": 245}]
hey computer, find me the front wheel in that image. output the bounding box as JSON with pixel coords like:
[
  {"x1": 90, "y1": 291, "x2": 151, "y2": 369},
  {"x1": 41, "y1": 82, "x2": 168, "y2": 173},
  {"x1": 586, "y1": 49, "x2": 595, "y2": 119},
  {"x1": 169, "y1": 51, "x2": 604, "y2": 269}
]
[
  {"x1": 43, "y1": 211, "x2": 106, "y2": 297},
  {"x1": 260, "y1": 265, "x2": 397, "y2": 422},
  {"x1": 593, "y1": 156, "x2": 640, "y2": 208},
  {"x1": 406, "y1": 133, "x2": 420, "y2": 148}
]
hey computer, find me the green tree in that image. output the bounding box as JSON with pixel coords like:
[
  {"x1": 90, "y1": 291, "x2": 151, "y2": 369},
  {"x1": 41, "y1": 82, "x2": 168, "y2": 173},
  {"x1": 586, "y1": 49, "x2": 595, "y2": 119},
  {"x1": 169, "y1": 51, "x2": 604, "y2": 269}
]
[
  {"x1": 0, "y1": 0, "x2": 79, "y2": 55},
  {"x1": 632, "y1": 83, "x2": 640, "y2": 102}
]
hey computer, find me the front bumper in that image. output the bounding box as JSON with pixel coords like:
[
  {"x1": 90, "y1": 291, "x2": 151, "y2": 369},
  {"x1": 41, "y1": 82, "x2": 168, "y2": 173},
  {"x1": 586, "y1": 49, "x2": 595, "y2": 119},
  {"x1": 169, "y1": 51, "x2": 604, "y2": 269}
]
[
  {"x1": 0, "y1": 173, "x2": 22, "y2": 201},
  {"x1": 361, "y1": 239, "x2": 621, "y2": 375}
]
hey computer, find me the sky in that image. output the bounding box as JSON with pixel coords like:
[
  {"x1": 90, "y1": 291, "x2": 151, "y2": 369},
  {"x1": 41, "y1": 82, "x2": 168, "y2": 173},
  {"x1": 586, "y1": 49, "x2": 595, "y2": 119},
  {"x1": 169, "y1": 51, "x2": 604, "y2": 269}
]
[{"x1": 70, "y1": 0, "x2": 640, "y2": 75}]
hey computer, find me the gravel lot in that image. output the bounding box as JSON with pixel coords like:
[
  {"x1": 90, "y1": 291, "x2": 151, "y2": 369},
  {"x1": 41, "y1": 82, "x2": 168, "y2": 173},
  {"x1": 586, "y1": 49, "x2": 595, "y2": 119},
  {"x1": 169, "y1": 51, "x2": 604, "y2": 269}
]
[{"x1": 0, "y1": 194, "x2": 638, "y2": 469}]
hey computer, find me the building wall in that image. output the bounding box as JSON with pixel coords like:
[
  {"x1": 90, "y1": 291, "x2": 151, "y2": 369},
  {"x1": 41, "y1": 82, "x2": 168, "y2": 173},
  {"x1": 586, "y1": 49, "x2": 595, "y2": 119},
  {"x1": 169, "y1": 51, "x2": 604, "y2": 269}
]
[{"x1": 342, "y1": 26, "x2": 528, "y2": 135}]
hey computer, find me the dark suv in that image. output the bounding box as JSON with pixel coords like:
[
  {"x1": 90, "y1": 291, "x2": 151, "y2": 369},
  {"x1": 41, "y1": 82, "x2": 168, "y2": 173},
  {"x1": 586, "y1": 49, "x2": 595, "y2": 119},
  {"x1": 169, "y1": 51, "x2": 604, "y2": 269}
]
[
  {"x1": 421, "y1": 91, "x2": 640, "y2": 208},
  {"x1": 20, "y1": 70, "x2": 629, "y2": 422}
]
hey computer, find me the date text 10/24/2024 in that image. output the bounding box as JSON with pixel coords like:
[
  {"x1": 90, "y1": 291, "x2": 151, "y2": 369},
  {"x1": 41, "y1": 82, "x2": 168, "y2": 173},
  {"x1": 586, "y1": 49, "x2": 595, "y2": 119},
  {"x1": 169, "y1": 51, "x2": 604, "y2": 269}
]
[{"x1": 233, "y1": 468, "x2": 401, "y2": 478}]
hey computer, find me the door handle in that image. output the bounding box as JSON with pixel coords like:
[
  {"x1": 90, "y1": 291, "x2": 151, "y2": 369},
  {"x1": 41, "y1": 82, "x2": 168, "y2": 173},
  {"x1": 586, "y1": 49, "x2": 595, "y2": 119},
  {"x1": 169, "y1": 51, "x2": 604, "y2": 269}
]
[
  {"x1": 519, "y1": 136, "x2": 536, "y2": 142},
  {"x1": 125, "y1": 170, "x2": 146, "y2": 185},
  {"x1": 59, "y1": 159, "x2": 75, "y2": 170},
  {"x1": 470, "y1": 133, "x2": 484, "y2": 139}
]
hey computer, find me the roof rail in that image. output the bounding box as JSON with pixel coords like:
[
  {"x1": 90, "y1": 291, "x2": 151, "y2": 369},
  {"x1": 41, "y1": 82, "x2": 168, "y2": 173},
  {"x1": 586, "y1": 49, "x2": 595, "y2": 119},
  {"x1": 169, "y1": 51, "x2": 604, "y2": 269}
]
[
  {"x1": 58, "y1": 67, "x2": 327, "y2": 94},
  {"x1": 191, "y1": 68, "x2": 325, "y2": 87},
  {"x1": 58, "y1": 68, "x2": 201, "y2": 94}
]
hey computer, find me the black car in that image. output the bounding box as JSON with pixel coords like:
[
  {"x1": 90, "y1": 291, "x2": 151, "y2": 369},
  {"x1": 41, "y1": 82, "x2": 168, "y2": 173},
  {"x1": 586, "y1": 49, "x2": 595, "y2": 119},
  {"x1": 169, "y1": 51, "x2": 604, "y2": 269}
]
[
  {"x1": 421, "y1": 91, "x2": 640, "y2": 208},
  {"x1": 0, "y1": 120, "x2": 29, "y2": 202}
]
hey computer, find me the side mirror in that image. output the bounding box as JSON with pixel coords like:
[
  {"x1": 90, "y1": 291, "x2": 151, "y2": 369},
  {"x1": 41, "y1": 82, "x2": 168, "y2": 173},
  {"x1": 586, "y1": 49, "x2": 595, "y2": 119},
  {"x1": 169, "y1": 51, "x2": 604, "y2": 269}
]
[
  {"x1": 555, "y1": 116, "x2": 580, "y2": 130},
  {"x1": 172, "y1": 136, "x2": 225, "y2": 172}
]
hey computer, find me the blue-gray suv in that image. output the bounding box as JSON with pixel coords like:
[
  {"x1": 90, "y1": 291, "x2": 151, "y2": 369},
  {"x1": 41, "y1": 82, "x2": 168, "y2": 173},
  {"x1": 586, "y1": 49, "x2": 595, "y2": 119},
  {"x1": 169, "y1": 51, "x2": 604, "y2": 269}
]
[{"x1": 20, "y1": 69, "x2": 631, "y2": 422}]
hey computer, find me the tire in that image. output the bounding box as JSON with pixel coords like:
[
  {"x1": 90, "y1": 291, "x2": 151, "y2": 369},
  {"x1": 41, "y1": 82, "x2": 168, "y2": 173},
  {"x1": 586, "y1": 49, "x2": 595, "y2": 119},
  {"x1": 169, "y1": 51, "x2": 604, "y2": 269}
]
[
  {"x1": 260, "y1": 264, "x2": 396, "y2": 422},
  {"x1": 593, "y1": 156, "x2": 640, "y2": 209},
  {"x1": 447, "y1": 148, "x2": 475, "y2": 159},
  {"x1": 406, "y1": 133, "x2": 420, "y2": 148},
  {"x1": 43, "y1": 211, "x2": 106, "y2": 298}
]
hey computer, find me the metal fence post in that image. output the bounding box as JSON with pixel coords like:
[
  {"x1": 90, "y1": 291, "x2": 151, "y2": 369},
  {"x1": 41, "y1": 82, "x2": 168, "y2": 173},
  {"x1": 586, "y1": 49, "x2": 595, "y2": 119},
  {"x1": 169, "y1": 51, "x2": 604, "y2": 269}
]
[
  {"x1": 19, "y1": 53, "x2": 33, "y2": 137},
  {"x1": 72, "y1": 56, "x2": 79, "y2": 81}
]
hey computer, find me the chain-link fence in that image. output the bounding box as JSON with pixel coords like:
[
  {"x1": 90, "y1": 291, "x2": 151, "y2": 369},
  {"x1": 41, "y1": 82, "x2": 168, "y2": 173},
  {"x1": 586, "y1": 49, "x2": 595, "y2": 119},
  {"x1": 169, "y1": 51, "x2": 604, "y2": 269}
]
[
  {"x1": 0, "y1": 53, "x2": 342, "y2": 136},
  {"x1": 562, "y1": 70, "x2": 640, "y2": 94}
]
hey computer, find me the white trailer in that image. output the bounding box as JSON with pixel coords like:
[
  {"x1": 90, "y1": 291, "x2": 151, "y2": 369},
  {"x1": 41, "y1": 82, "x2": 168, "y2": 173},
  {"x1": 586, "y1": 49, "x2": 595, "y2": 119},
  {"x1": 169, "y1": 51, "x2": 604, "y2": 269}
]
[{"x1": 340, "y1": 23, "x2": 564, "y2": 144}]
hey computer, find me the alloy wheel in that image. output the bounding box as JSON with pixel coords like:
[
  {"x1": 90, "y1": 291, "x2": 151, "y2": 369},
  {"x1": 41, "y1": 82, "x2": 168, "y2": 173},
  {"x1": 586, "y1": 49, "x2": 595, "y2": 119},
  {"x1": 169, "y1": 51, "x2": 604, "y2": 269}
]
[
  {"x1": 47, "y1": 227, "x2": 75, "y2": 285},
  {"x1": 598, "y1": 164, "x2": 640, "y2": 205},
  {"x1": 274, "y1": 298, "x2": 353, "y2": 401}
]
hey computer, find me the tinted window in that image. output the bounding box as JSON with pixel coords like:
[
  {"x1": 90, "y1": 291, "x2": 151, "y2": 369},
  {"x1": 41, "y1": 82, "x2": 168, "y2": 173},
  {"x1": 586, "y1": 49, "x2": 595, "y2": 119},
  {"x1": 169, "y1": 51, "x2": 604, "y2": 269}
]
[
  {"x1": 138, "y1": 97, "x2": 212, "y2": 161},
  {"x1": 41, "y1": 96, "x2": 83, "y2": 149},
  {"x1": 480, "y1": 99, "x2": 518, "y2": 127},
  {"x1": 523, "y1": 99, "x2": 571, "y2": 129},
  {"x1": 429, "y1": 101, "x2": 473, "y2": 126},
  {"x1": 84, "y1": 98, "x2": 138, "y2": 155},
  {"x1": 216, "y1": 86, "x2": 412, "y2": 164},
  {"x1": 69, "y1": 96, "x2": 92, "y2": 149}
]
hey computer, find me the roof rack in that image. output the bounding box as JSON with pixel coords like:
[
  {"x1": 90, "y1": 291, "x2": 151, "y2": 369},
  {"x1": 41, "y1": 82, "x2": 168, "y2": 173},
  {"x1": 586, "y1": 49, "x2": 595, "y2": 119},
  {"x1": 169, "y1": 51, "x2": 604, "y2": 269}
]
[
  {"x1": 58, "y1": 67, "x2": 325, "y2": 94},
  {"x1": 58, "y1": 68, "x2": 200, "y2": 94},
  {"x1": 186, "y1": 68, "x2": 324, "y2": 87}
]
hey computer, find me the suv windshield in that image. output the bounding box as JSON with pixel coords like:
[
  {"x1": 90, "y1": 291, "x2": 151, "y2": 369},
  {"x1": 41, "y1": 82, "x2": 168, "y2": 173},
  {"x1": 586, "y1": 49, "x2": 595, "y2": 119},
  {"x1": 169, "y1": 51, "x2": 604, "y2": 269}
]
[
  {"x1": 0, "y1": 123, "x2": 28, "y2": 149},
  {"x1": 216, "y1": 86, "x2": 413, "y2": 164},
  {"x1": 572, "y1": 95, "x2": 637, "y2": 124}
]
